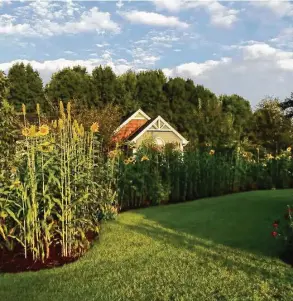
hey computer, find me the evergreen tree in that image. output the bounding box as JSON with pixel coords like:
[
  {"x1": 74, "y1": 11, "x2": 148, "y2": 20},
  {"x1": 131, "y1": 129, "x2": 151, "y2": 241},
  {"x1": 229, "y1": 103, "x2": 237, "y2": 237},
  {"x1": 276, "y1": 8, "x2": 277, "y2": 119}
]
[
  {"x1": 136, "y1": 70, "x2": 169, "y2": 117},
  {"x1": 7, "y1": 63, "x2": 45, "y2": 112},
  {"x1": 92, "y1": 66, "x2": 117, "y2": 105}
]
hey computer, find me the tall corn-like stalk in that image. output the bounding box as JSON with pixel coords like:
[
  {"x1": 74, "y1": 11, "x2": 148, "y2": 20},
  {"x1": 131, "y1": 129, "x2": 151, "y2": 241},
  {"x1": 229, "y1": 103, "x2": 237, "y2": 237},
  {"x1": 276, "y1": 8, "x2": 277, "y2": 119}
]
[{"x1": 10, "y1": 101, "x2": 103, "y2": 261}]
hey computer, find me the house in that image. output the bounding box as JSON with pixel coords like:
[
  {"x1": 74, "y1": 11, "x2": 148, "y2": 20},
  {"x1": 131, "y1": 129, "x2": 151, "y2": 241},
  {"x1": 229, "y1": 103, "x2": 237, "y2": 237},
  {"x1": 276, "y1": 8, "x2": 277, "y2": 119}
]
[{"x1": 113, "y1": 109, "x2": 189, "y2": 151}]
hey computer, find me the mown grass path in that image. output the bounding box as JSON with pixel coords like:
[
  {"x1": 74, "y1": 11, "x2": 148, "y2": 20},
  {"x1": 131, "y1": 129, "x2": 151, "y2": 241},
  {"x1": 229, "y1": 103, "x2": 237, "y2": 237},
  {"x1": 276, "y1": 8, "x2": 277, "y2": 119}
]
[{"x1": 1, "y1": 190, "x2": 293, "y2": 301}]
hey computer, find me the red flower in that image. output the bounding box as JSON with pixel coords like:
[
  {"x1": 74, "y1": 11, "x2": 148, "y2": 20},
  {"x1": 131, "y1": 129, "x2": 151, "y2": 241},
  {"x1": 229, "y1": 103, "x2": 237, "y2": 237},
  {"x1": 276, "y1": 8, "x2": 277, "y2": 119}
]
[
  {"x1": 271, "y1": 231, "x2": 278, "y2": 237},
  {"x1": 273, "y1": 223, "x2": 279, "y2": 228}
]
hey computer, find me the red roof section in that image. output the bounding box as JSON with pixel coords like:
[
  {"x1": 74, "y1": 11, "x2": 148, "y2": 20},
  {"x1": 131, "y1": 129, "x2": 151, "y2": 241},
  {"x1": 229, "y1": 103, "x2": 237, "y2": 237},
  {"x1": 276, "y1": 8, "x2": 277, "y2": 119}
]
[{"x1": 113, "y1": 119, "x2": 148, "y2": 142}]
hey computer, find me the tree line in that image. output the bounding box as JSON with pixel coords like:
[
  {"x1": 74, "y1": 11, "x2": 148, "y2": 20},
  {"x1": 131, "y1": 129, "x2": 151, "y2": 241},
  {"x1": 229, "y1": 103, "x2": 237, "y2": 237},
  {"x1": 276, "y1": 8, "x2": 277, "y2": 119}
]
[{"x1": 1, "y1": 62, "x2": 293, "y2": 154}]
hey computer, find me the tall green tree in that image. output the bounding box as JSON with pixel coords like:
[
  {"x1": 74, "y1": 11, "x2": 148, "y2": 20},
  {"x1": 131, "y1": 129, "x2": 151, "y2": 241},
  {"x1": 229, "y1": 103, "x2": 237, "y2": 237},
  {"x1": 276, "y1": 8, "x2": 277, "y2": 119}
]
[
  {"x1": 219, "y1": 94, "x2": 253, "y2": 142},
  {"x1": 253, "y1": 97, "x2": 293, "y2": 154},
  {"x1": 136, "y1": 70, "x2": 168, "y2": 117},
  {"x1": 163, "y1": 77, "x2": 193, "y2": 137},
  {"x1": 116, "y1": 71, "x2": 138, "y2": 115},
  {"x1": 46, "y1": 66, "x2": 96, "y2": 110},
  {"x1": 193, "y1": 97, "x2": 237, "y2": 147},
  {"x1": 25, "y1": 64, "x2": 45, "y2": 111},
  {"x1": 7, "y1": 63, "x2": 45, "y2": 112},
  {"x1": 92, "y1": 66, "x2": 117, "y2": 105}
]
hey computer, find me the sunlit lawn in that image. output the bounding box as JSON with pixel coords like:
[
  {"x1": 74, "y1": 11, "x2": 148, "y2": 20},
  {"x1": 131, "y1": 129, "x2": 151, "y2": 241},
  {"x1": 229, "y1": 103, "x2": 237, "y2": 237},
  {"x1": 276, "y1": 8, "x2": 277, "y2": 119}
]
[{"x1": 1, "y1": 190, "x2": 293, "y2": 300}]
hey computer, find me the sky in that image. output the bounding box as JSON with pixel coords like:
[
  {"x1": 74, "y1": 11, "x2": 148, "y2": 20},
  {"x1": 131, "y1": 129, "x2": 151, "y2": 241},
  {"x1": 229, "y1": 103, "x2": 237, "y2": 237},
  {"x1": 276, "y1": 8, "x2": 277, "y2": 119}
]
[{"x1": 1, "y1": 0, "x2": 293, "y2": 107}]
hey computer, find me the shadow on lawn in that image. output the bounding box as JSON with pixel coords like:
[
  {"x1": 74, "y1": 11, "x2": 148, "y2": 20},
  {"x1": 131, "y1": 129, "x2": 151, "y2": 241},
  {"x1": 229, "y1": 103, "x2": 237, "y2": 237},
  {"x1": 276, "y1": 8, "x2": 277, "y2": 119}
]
[
  {"x1": 130, "y1": 190, "x2": 292, "y2": 258},
  {"x1": 124, "y1": 221, "x2": 291, "y2": 285}
]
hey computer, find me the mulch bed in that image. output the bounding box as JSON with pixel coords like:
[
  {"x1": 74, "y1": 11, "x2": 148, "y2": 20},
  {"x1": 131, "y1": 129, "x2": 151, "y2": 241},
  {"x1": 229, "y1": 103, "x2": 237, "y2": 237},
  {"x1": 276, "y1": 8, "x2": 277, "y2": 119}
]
[{"x1": 0, "y1": 231, "x2": 97, "y2": 273}]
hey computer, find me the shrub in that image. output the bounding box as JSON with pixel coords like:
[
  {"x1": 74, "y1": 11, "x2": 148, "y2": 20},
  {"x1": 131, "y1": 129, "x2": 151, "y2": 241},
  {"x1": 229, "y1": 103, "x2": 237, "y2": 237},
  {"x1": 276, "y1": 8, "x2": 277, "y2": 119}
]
[
  {"x1": 271, "y1": 206, "x2": 293, "y2": 256},
  {"x1": 117, "y1": 144, "x2": 293, "y2": 210}
]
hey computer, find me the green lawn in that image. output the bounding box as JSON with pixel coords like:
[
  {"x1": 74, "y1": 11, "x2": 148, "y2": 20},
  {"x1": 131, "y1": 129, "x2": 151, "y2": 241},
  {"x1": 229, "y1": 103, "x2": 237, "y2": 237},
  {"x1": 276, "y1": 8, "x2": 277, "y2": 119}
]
[{"x1": 1, "y1": 190, "x2": 293, "y2": 301}]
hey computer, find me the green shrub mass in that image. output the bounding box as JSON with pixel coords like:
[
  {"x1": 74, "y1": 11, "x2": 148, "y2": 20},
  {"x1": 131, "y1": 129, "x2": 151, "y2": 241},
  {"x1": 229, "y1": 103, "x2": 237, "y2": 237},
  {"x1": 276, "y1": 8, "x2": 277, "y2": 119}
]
[{"x1": 118, "y1": 145, "x2": 293, "y2": 209}]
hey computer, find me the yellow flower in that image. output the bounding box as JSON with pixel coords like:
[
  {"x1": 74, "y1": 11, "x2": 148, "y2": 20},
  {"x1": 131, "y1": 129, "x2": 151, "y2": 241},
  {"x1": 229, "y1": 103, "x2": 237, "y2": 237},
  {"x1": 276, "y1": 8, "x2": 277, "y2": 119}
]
[
  {"x1": 242, "y1": 152, "x2": 248, "y2": 158},
  {"x1": 22, "y1": 127, "x2": 30, "y2": 137},
  {"x1": 37, "y1": 141, "x2": 54, "y2": 153},
  {"x1": 108, "y1": 150, "x2": 118, "y2": 158},
  {"x1": 73, "y1": 128, "x2": 78, "y2": 141},
  {"x1": 90, "y1": 122, "x2": 99, "y2": 133},
  {"x1": 59, "y1": 101, "x2": 65, "y2": 118},
  {"x1": 124, "y1": 159, "x2": 130, "y2": 165},
  {"x1": 209, "y1": 149, "x2": 215, "y2": 155},
  {"x1": 22, "y1": 104, "x2": 26, "y2": 116},
  {"x1": 287, "y1": 147, "x2": 291, "y2": 152},
  {"x1": 36, "y1": 103, "x2": 40, "y2": 116},
  {"x1": 141, "y1": 155, "x2": 149, "y2": 162},
  {"x1": 52, "y1": 120, "x2": 58, "y2": 129},
  {"x1": 128, "y1": 156, "x2": 135, "y2": 163},
  {"x1": 12, "y1": 179, "x2": 21, "y2": 188},
  {"x1": 79, "y1": 124, "x2": 85, "y2": 137},
  {"x1": 266, "y1": 153, "x2": 274, "y2": 160},
  {"x1": 29, "y1": 125, "x2": 37, "y2": 137},
  {"x1": 67, "y1": 102, "x2": 71, "y2": 120},
  {"x1": 58, "y1": 119, "x2": 64, "y2": 130},
  {"x1": 38, "y1": 124, "x2": 49, "y2": 136},
  {"x1": 11, "y1": 166, "x2": 17, "y2": 174},
  {"x1": 73, "y1": 119, "x2": 79, "y2": 130}
]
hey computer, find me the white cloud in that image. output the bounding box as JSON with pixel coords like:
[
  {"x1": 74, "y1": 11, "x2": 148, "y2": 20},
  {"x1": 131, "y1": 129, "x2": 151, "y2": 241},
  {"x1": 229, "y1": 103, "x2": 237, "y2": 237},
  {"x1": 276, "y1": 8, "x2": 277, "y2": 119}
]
[
  {"x1": 163, "y1": 57, "x2": 231, "y2": 78},
  {"x1": 251, "y1": 0, "x2": 293, "y2": 17},
  {"x1": 153, "y1": 0, "x2": 238, "y2": 28},
  {"x1": 187, "y1": 1, "x2": 238, "y2": 28},
  {"x1": 151, "y1": 36, "x2": 179, "y2": 43},
  {"x1": 116, "y1": 0, "x2": 124, "y2": 9},
  {"x1": 41, "y1": 7, "x2": 120, "y2": 36},
  {"x1": 64, "y1": 50, "x2": 76, "y2": 55},
  {"x1": 270, "y1": 27, "x2": 293, "y2": 50},
  {"x1": 152, "y1": 0, "x2": 182, "y2": 12},
  {"x1": 127, "y1": 46, "x2": 161, "y2": 66},
  {"x1": 0, "y1": 22, "x2": 32, "y2": 35},
  {"x1": 121, "y1": 10, "x2": 189, "y2": 29},
  {"x1": 163, "y1": 42, "x2": 293, "y2": 106},
  {"x1": 240, "y1": 43, "x2": 293, "y2": 68},
  {"x1": 0, "y1": 6, "x2": 119, "y2": 36},
  {"x1": 96, "y1": 43, "x2": 110, "y2": 48}
]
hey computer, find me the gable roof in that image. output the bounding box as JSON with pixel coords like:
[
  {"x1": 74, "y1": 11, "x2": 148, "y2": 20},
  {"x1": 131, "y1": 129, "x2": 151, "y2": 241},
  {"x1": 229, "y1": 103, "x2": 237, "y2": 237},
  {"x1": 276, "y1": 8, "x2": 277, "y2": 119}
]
[
  {"x1": 114, "y1": 109, "x2": 151, "y2": 134},
  {"x1": 113, "y1": 109, "x2": 151, "y2": 142},
  {"x1": 129, "y1": 115, "x2": 189, "y2": 145},
  {"x1": 113, "y1": 119, "x2": 149, "y2": 142}
]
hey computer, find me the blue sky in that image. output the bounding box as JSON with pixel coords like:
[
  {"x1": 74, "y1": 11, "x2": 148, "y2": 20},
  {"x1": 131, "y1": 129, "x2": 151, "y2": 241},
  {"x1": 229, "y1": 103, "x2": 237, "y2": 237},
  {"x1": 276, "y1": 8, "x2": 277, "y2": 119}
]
[{"x1": 1, "y1": 0, "x2": 293, "y2": 106}]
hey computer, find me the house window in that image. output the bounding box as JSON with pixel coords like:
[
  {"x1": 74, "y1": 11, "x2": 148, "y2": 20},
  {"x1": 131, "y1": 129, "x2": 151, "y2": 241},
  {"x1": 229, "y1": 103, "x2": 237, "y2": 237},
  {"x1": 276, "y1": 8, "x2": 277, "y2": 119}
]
[{"x1": 155, "y1": 137, "x2": 165, "y2": 146}]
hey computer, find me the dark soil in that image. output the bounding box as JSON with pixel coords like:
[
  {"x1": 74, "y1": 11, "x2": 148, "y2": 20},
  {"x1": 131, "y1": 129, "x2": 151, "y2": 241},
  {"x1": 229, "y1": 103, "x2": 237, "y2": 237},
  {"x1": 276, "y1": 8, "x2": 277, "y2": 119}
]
[{"x1": 0, "y1": 231, "x2": 97, "y2": 273}]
